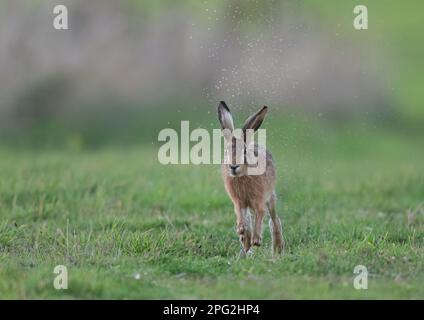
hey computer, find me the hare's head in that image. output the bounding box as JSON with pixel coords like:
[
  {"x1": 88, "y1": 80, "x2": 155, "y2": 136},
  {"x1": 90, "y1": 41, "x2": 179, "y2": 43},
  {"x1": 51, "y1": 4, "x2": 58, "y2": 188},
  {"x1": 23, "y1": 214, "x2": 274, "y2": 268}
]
[{"x1": 217, "y1": 101, "x2": 268, "y2": 177}]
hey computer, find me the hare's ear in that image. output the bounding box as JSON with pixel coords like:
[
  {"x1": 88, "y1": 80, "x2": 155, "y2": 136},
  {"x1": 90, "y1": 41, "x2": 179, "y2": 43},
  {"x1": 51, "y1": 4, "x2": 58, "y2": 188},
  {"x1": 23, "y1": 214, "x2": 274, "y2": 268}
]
[
  {"x1": 242, "y1": 106, "x2": 268, "y2": 132},
  {"x1": 217, "y1": 101, "x2": 234, "y2": 132}
]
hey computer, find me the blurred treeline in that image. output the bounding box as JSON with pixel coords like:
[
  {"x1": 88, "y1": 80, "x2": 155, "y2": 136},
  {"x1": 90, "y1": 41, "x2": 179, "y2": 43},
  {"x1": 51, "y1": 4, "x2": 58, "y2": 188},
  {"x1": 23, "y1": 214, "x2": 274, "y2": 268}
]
[{"x1": 0, "y1": 0, "x2": 423, "y2": 149}]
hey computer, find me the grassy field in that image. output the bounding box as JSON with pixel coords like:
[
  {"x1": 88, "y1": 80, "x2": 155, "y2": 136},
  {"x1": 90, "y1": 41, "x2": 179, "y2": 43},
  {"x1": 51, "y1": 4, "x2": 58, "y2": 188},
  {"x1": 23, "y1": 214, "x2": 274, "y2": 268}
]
[{"x1": 0, "y1": 114, "x2": 423, "y2": 299}]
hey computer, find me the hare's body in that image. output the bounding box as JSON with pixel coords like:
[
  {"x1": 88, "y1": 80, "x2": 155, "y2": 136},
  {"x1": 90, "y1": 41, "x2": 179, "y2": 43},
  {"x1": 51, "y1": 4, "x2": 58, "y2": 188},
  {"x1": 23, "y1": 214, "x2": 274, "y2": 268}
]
[
  {"x1": 222, "y1": 146, "x2": 275, "y2": 209},
  {"x1": 217, "y1": 102, "x2": 284, "y2": 255}
]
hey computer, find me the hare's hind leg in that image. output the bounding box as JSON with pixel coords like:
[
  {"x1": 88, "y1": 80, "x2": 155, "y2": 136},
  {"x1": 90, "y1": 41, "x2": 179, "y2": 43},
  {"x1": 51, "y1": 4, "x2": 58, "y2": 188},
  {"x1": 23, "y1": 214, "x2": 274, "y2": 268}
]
[
  {"x1": 234, "y1": 205, "x2": 252, "y2": 254},
  {"x1": 266, "y1": 193, "x2": 284, "y2": 255}
]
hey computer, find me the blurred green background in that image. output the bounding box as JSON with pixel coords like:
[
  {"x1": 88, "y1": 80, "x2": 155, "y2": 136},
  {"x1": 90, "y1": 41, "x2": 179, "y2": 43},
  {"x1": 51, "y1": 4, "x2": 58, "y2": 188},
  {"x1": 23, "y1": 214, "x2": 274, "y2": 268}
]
[
  {"x1": 0, "y1": 0, "x2": 423, "y2": 148},
  {"x1": 0, "y1": 0, "x2": 423, "y2": 299}
]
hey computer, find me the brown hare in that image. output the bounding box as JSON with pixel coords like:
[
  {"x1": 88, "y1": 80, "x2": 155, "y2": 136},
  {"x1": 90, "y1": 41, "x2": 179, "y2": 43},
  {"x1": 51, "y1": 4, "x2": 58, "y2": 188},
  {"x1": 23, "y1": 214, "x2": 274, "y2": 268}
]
[{"x1": 217, "y1": 101, "x2": 284, "y2": 256}]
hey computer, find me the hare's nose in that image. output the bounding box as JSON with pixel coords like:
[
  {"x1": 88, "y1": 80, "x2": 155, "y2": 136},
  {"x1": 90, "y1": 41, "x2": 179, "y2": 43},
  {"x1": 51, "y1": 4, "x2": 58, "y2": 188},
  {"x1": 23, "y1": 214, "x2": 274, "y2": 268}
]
[{"x1": 230, "y1": 165, "x2": 240, "y2": 170}]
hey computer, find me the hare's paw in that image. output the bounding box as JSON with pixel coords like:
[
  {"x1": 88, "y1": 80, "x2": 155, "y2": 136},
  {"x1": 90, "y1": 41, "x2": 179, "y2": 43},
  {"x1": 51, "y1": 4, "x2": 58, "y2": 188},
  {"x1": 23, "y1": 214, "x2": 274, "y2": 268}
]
[
  {"x1": 239, "y1": 232, "x2": 252, "y2": 253},
  {"x1": 236, "y1": 224, "x2": 245, "y2": 235},
  {"x1": 252, "y1": 234, "x2": 262, "y2": 246},
  {"x1": 273, "y1": 238, "x2": 284, "y2": 255}
]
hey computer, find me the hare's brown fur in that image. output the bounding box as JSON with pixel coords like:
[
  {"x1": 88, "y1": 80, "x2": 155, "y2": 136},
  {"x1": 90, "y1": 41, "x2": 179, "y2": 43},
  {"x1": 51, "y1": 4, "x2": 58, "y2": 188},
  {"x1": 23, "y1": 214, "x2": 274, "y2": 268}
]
[
  {"x1": 222, "y1": 147, "x2": 275, "y2": 209},
  {"x1": 217, "y1": 101, "x2": 284, "y2": 255}
]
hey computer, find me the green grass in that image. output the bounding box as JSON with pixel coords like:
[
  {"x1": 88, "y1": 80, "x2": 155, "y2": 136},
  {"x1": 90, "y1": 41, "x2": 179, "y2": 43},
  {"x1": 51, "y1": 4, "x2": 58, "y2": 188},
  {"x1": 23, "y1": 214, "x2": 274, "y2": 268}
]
[{"x1": 0, "y1": 116, "x2": 423, "y2": 299}]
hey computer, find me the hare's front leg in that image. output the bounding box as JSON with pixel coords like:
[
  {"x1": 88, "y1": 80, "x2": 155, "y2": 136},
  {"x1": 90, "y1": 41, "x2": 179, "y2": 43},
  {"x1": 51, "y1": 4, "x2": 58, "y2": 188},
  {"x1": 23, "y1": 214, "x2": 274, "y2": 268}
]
[
  {"x1": 234, "y1": 204, "x2": 252, "y2": 253},
  {"x1": 252, "y1": 204, "x2": 265, "y2": 246}
]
